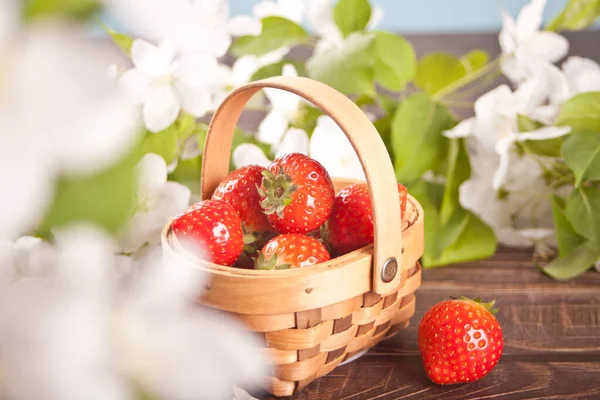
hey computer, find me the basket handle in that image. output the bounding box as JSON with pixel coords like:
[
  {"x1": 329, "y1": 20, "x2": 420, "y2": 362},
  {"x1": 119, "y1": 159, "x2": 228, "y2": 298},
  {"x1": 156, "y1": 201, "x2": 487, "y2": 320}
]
[{"x1": 201, "y1": 76, "x2": 403, "y2": 295}]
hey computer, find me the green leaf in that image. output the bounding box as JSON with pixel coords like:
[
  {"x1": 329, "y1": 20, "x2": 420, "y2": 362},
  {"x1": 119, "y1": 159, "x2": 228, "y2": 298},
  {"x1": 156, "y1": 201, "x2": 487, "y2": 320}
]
[
  {"x1": 414, "y1": 52, "x2": 466, "y2": 95},
  {"x1": 168, "y1": 156, "x2": 202, "y2": 196},
  {"x1": 137, "y1": 124, "x2": 179, "y2": 165},
  {"x1": 333, "y1": 0, "x2": 372, "y2": 37},
  {"x1": 552, "y1": 195, "x2": 586, "y2": 257},
  {"x1": 230, "y1": 16, "x2": 309, "y2": 57},
  {"x1": 40, "y1": 150, "x2": 137, "y2": 234},
  {"x1": 24, "y1": 0, "x2": 101, "y2": 20},
  {"x1": 250, "y1": 61, "x2": 307, "y2": 81},
  {"x1": 423, "y1": 211, "x2": 496, "y2": 268},
  {"x1": 439, "y1": 138, "x2": 471, "y2": 225},
  {"x1": 372, "y1": 31, "x2": 416, "y2": 91},
  {"x1": 556, "y1": 92, "x2": 600, "y2": 131},
  {"x1": 565, "y1": 186, "x2": 600, "y2": 248},
  {"x1": 101, "y1": 23, "x2": 134, "y2": 56},
  {"x1": 290, "y1": 104, "x2": 322, "y2": 135},
  {"x1": 177, "y1": 113, "x2": 198, "y2": 139},
  {"x1": 379, "y1": 94, "x2": 399, "y2": 116},
  {"x1": 548, "y1": 0, "x2": 600, "y2": 31},
  {"x1": 407, "y1": 181, "x2": 444, "y2": 261},
  {"x1": 391, "y1": 93, "x2": 455, "y2": 183},
  {"x1": 561, "y1": 130, "x2": 600, "y2": 187},
  {"x1": 541, "y1": 242, "x2": 599, "y2": 280},
  {"x1": 373, "y1": 117, "x2": 393, "y2": 163},
  {"x1": 460, "y1": 49, "x2": 488, "y2": 73},
  {"x1": 516, "y1": 114, "x2": 564, "y2": 157},
  {"x1": 306, "y1": 32, "x2": 376, "y2": 96},
  {"x1": 517, "y1": 114, "x2": 544, "y2": 132}
]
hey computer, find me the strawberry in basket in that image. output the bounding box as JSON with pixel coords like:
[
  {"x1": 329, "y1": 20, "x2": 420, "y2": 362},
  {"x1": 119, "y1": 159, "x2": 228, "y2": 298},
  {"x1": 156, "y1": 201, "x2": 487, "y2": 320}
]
[
  {"x1": 258, "y1": 153, "x2": 335, "y2": 235},
  {"x1": 324, "y1": 183, "x2": 408, "y2": 256},
  {"x1": 255, "y1": 234, "x2": 330, "y2": 270}
]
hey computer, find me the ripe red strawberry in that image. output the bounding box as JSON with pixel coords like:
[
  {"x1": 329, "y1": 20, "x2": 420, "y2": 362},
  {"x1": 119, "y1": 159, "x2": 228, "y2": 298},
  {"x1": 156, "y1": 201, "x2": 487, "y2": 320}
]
[
  {"x1": 418, "y1": 296, "x2": 504, "y2": 385},
  {"x1": 211, "y1": 165, "x2": 275, "y2": 248},
  {"x1": 258, "y1": 153, "x2": 335, "y2": 234},
  {"x1": 325, "y1": 183, "x2": 408, "y2": 255},
  {"x1": 172, "y1": 200, "x2": 243, "y2": 266},
  {"x1": 255, "y1": 234, "x2": 330, "y2": 270}
]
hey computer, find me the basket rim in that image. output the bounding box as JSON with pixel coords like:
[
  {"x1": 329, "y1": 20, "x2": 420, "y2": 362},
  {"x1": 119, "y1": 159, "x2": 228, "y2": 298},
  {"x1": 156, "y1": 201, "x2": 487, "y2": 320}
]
[{"x1": 161, "y1": 193, "x2": 423, "y2": 280}]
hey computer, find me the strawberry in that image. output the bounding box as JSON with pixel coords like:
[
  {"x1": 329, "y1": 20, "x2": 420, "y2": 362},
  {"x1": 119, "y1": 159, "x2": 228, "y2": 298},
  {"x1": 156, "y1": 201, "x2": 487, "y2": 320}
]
[
  {"x1": 172, "y1": 200, "x2": 243, "y2": 266},
  {"x1": 211, "y1": 165, "x2": 275, "y2": 249},
  {"x1": 255, "y1": 234, "x2": 330, "y2": 270},
  {"x1": 418, "y1": 296, "x2": 504, "y2": 385},
  {"x1": 325, "y1": 183, "x2": 408, "y2": 255},
  {"x1": 258, "y1": 153, "x2": 335, "y2": 234}
]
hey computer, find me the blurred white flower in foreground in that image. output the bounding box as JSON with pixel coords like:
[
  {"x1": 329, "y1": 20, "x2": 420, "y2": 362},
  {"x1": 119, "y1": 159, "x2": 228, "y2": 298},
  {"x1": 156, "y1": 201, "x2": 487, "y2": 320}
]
[
  {"x1": 444, "y1": 83, "x2": 570, "y2": 190},
  {"x1": 499, "y1": 0, "x2": 568, "y2": 84},
  {"x1": 307, "y1": 0, "x2": 383, "y2": 54},
  {"x1": 118, "y1": 153, "x2": 191, "y2": 255},
  {"x1": 108, "y1": 0, "x2": 261, "y2": 57},
  {"x1": 0, "y1": 226, "x2": 267, "y2": 400},
  {"x1": 119, "y1": 39, "x2": 218, "y2": 132},
  {"x1": 0, "y1": 25, "x2": 141, "y2": 240},
  {"x1": 254, "y1": 0, "x2": 306, "y2": 23}
]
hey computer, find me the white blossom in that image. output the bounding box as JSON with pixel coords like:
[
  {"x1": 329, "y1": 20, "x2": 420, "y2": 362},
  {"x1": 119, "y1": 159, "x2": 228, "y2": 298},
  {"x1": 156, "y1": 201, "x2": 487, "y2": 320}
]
[
  {"x1": 561, "y1": 56, "x2": 600, "y2": 97},
  {"x1": 0, "y1": 24, "x2": 141, "y2": 240},
  {"x1": 444, "y1": 83, "x2": 570, "y2": 190},
  {"x1": 254, "y1": 0, "x2": 306, "y2": 23},
  {"x1": 309, "y1": 116, "x2": 365, "y2": 180},
  {"x1": 107, "y1": 0, "x2": 261, "y2": 58},
  {"x1": 118, "y1": 153, "x2": 191, "y2": 255},
  {"x1": 0, "y1": 226, "x2": 267, "y2": 400},
  {"x1": 499, "y1": 0, "x2": 569, "y2": 84},
  {"x1": 119, "y1": 39, "x2": 218, "y2": 132}
]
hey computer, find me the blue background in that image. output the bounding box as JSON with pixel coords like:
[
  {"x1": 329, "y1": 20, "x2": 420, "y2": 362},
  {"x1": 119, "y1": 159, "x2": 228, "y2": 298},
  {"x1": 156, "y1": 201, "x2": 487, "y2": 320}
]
[{"x1": 229, "y1": 0, "x2": 594, "y2": 33}]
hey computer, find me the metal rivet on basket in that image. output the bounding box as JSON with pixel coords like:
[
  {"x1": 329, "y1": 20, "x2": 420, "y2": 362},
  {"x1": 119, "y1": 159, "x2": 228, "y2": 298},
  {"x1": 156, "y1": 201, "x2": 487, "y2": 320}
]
[{"x1": 381, "y1": 258, "x2": 398, "y2": 283}]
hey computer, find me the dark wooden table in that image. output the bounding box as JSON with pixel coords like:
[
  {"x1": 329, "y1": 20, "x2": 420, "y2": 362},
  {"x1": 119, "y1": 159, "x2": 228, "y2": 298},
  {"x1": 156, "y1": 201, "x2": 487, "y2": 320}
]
[{"x1": 260, "y1": 247, "x2": 600, "y2": 400}]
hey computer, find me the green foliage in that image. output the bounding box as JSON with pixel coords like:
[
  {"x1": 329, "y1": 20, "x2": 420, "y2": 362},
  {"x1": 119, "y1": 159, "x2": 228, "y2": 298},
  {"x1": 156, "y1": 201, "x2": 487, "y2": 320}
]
[
  {"x1": 548, "y1": 0, "x2": 600, "y2": 31},
  {"x1": 102, "y1": 23, "x2": 134, "y2": 56},
  {"x1": 40, "y1": 149, "x2": 138, "y2": 234},
  {"x1": 439, "y1": 139, "x2": 471, "y2": 224},
  {"x1": 251, "y1": 61, "x2": 307, "y2": 81},
  {"x1": 561, "y1": 130, "x2": 600, "y2": 186},
  {"x1": 230, "y1": 16, "x2": 309, "y2": 57},
  {"x1": 552, "y1": 195, "x2": 586, "y2": 257},
  {"x1": 556, "y1": 92, "x2": 600, "y2": 131},
  {"x1": 517, "y1": 114, "x2": 565, "y2": 157},
  {"x1": 307, "y1": 32, "x2": 377, "y2": 96},
  {"x1": 333, "y1": 0, "x2": 372, "y2": 37},
  {"x1": 415, "y1": 52, "x2": 466, "y2": 95},
  {"x1": 372, "y1": 31, "x2": 416, "y2": 91},
  {"x1": 137, "y1": 124, "x2": 179, "y2": 166},
  {"x1": 461, "y1": 49, "x2": 489, "y2": 73},
  {"x1": 24, "y1": 0, "x2": 101, "y2": 20},
  {"x1": 168, "y1": 156, "x2": 202, "y2": 196},
  {"x1": 391, "y1": 93, "x2": 455, "y2": 183},
  {"x1": 541, "y1": 242, "x2": 599, "y2": 280},
  {"x1": 565, "y1": 186, "x2": 600, "y2": 248}
]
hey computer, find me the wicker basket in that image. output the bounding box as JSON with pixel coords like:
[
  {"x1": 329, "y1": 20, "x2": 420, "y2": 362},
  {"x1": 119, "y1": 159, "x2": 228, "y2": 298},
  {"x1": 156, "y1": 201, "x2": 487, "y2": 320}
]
[{"x1": 161, "y1": 76, "x2": 424, "y2": 397}]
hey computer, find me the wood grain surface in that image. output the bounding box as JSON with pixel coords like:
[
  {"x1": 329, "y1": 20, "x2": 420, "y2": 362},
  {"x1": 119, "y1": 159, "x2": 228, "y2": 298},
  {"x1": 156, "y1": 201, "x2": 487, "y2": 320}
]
[{"x1": 256, "y1": 247, "x2": 600, "y2": 400}]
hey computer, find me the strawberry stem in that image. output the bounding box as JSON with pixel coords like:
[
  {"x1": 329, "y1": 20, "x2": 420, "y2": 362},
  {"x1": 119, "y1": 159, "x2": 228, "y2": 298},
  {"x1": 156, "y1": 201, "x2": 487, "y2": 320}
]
[
  {"x1": 450, "y1": 295, "x2": 499, "y2": 315},
  {"x1": 257, "y1": 166, "x2": 298, "y2": 219}
]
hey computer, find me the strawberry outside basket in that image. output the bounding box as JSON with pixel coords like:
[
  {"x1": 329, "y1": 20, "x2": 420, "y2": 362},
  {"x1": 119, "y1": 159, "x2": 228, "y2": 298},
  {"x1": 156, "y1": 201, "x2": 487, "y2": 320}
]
[{"x1": 161, "y1": 76, "x2": 424, "y2": 397}]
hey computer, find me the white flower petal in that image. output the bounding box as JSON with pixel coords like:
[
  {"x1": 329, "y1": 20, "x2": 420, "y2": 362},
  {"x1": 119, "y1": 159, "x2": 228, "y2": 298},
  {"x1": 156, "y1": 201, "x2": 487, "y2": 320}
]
[
  {"x1": 232, "y1": 144, "x2": 271, "y2": 169},
  {"x1": 562, "y1": 56, "x2": 600, "y2": 95},
  {"x1": 254, "y1": 0, "x2": 306, "y2": 23},
  {"x1": 119, "y1": 68, "x2": 151, "y2": 105},
  {"x1": 307, "y1": 0, "x2": 340, "y2": 41},
  {"x1": 120, "y1": 211, "x2": 166, "y2": 253},
  {"x1": 499, "y1": 10, "x2": 517, "y2": 54},
  {"x1": 525, "y1": 31, "x2": 569, "y2": 63},
  {"x1": 256, "y1": 110, "x2": 289, "y2": 146},
  {"x1": 174, "y1": 82, "x2": 213, "y2": 117},
  {"x1": 443, "y1": 118, "x2": 475, "y2": 138},
  {"x1": 275, "y1": 128, "x2": 309, "y2": 158},
  {"x1": 174, "y1": 54, "x2": 219, "y2": 87},
  {"x1": 143, "y1": 86, "x2": 181, "y2": 133},
  {"x1": 157, "y1": 181, "x2": 192, "y2": 214},
  {"x1": 515, "y1": 0, "x2": 545, "y2": 39},
  {"x1": 227, "y1": 16, "x2": 262, "y2": 36},
  {"x1": 526, "y1": 104, "x2": 560, "y2": 125},
  {"x1": 519, "y1": 228, "x2": 554, "y2": 241},
  {"x1": 367, "y1": 7, "x2": 384, "y2": 30},
  {"x1": 137, "y1": 153, "x2": 168, "y2": 193},
  {"x1": 131, "y1": 39, "x2": 175, "y2": 76},
  {"x1": 515, "y1": 126, "x2": 571, "y2": 141},
  {"x1": 230, "y1": 56, "x2": 261, "y2": 86},
  {"x1": 474, "y1": 85, "x2": 513, "y2": 120},
  {"x1": 493, "y1": 137, "x2": 514, "y2": 190}
]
